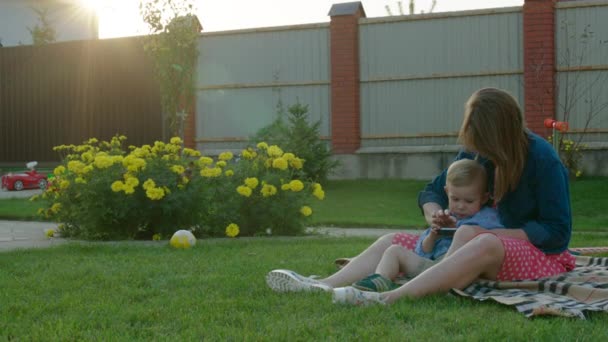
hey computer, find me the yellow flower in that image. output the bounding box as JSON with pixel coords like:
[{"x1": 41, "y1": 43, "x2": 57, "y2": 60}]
[
  {"x1": 75, "y1": 177, "x2": 87, "y2": 184},
  {"x1": 45, "y1": 228, "x2": 55, "y2": 238},
  {"x1": 300, "y1": 206, "x2": 312, "y2": 217},
  {"x1": 81, "y1": 151, "x2": 94, "y2": 163},
  {"x1": 199, "y1": 156, "x2": 214, "y2": 165},
  {"x1": 244, "y1": 177, "x2": 259, "y2": 189},
  {"x1": 170, "y1": 137, "x2": 183, "y2": 145},
  {"x1": 256, "y1": 142, "x2": 268, "y2": 150},
  {"x1": 313, "y1": 183, "x2": 325, "y2": 200},
  {"x1": 289, "y1": 180, "x2": 304, "y2": 192},
  {"x1": 237, "y1": 185, "x2": 252, "y2": 197},
  {"x1": 125, "y1": 176, "x2": 139, "y2": 187},
  {"x1": 54, "y1": 165, "x2": 66, "y2": 176},
  {"x1": 576, "y1": 170, "x2": 582, "y2": 178},
  {"x1": 111, "y1": 181, "x2": 124, "y2": 192},
  {"x1": 216, "y1": 160, "x2": 227, "y2": 168},
  {"x1": 242, "y1": 148, "x2": 257, "y2": 160},
  {"x1": 87, "y1": 137, "x2": 99, "y2": 144},
  {"x1": 183, "y1": 148, "x2": 201, "y2": 157},
  {"x1": 29, "y1": 194, "x2": 39, "y2": 202},
  {"x1": 200, "y1": 167, "x2": 222, "y2": 178},
  {"x1": 143, "y1": 179, "x2": 156, "y2": 190},
  {"x1": 225, "y1": 223, "x2": 240, "y2": 238},
  {"x1": 261, "y1": 184, "x2": 277, "y2": 197},
  {"x1": 152, "y1": 233, "x2": 161, "y2": 241},
  {"x1": 123, "y1": 186, "x2": 135, "y2": 195},
  {"x1": 225, "y1": 170, "x2": 234, "y2": 177},
  {"x1": 267, "y1": 145, "x2": 283, "y2": 157},
  {"x1": 218, "y1": 152, "x2": 233, "y2": 161},
  {"x1": 281, "y1": 183, "x2": 291, "y2": 191},
  {"x1": 94, "y1": 155, "x2": 114, "y2": 169},
  {"x1": 272, "y1": 158, "x2": 288, "y2": 170},
  {"x1": 290, "y1": 158, "x2": 304, "y2": 170},
  {"x1": 50, "y1": 203, "x2": 61, "y2": 213},
  {"x1": 59, "y1": 180, "x2": 70, "y2": 190},
  {"x1": 282, "y1": 153, "x2": 295, "y2": 161},
  {"x1": 146, "y1": 187, "x2": 165, "y2": 200},
  {"x1": 171, "y1": 165, "x2": 185, "y2": 174},
  {"x1": 123, "y1": 155, "x2": 146, "y2": 172},
  {"x1": 67, "y1": 160, "x2": 85, "y2": 174}
]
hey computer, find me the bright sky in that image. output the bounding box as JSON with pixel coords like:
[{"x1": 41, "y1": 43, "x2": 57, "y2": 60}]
[{"x1": 85, "y1": 0, "x2": 524, "y2": 38}]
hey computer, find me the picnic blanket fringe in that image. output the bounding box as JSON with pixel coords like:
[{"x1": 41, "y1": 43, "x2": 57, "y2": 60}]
[{"x1": 453, "y1": 255, "x2": 608, "y2": 319}]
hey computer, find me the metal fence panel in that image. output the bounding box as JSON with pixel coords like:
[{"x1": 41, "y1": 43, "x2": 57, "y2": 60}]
[
  {"x1": 359, "y1": 9, "x2": 523, "y2": 147},
  {"x1": 0, "y1": 38, "x2": 162, "y2": 164},
  {"x1": 556, "y1": 2, "x2": 608, "y2": 142},
  {"x1": 195, "y1": 25, "x2": 330, "y2": 151}
]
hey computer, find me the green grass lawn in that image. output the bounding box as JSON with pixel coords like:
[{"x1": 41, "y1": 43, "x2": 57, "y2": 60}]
[
  {"x1": 5, "y1": 177, "x2": 607, "y2": 230},
  {"x1": 1, "y1": 237, "x2": 608, "y2": 340}
]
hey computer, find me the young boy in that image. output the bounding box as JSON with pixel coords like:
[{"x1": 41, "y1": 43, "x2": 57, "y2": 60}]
[{"x1": 352, "y1": 159, "x2": 503, "y2": 292}]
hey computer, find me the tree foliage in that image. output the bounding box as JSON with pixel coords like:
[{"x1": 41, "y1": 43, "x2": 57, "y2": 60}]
[
  {"x1": 28, "y1": 7, "x2": 56, "y2": 45},
  {"x1": 139, "y1": 0, "x2": 200, "y2": 140}
]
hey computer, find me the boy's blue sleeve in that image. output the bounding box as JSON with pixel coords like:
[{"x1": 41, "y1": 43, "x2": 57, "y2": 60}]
[
  {"x1": 457, "y1": 207, "x2": 504, "y2": 229},
  {"x1": 414, "y1": 229, "x2": 435, "y2": 259},
  {"x1": 521, "y1": 158, "x2": 572, "y2": 253}
]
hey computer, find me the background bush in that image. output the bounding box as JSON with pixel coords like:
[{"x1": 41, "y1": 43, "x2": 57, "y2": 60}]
[
  {"x1": 250, "y1": 102, "x2": 339, "y2": 184},
  {"x1": 37, "y1": 136, "x2": 324, "y2": 240}
]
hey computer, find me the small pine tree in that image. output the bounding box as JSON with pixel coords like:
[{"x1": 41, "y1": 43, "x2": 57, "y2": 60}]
[{"x1": 251, "y1": 102, "x2": 339, "y2": 184}]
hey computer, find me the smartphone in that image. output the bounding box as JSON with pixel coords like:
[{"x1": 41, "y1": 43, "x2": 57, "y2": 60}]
[{"x1": 437, "y1": 228, "x2": 457, "y2": 236}]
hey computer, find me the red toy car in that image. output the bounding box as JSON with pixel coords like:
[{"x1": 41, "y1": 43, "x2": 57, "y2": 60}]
[{"x1": 1, "y1": 162, "x2": 48, "y2": 191}]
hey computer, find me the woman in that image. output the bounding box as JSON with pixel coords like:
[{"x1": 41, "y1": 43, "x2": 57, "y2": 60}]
[{"x1": 266, "y1": 88, "x2": 575, "y2": 305}]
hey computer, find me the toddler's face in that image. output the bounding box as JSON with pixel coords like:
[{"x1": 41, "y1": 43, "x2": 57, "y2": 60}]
[{"x1": 444, "y1": 182, "x2": 487, "y2": 219}]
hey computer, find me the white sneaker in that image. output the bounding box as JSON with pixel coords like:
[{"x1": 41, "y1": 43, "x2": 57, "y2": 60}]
[
  {"x1": 332, "y1": 286, "x2": 386, "y2": 306},
  {"x1": 266, "y1": 269, "x2": 332, "y2": 292}
]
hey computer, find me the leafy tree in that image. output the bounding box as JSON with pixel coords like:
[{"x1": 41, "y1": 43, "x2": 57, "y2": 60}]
[
  {"x1": 385, "y1": 0, "x2": 437, "y2": 15},
  {"x1": 139, "y1": 0, "x2": 200, "y2": 140},
  {"x1": 28, "y1": 7, "x2": 56, "y2": 45}
]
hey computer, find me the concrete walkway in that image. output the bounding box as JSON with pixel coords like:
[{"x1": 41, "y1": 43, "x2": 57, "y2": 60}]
[{"x1": 0, "y1": 219, "x2": 421, "y2": 253}]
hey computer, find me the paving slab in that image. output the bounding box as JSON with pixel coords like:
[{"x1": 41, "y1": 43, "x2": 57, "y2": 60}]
[
  {"x1": 0, "y1": 188, "x2": 42, "y2": 199},
  {"x1": 0, "y1": 220, "x2": 66, "y2": 252},
  {"x1": 0, "y1": 219, "x2": 422, "y2": 253}
]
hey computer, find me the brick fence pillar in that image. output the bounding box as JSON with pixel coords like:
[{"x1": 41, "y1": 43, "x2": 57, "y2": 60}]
[
  {"x1": 523, "y1": 0, "x2": 557, "y2": 136},
  {"x1": 329, "y1": 2, "x2": 366, "y2": 154}
]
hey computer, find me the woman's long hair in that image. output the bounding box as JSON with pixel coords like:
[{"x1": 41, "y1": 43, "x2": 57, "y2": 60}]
[{"x1": 458, "y1": 88, "x2": 528, "y2": 202}]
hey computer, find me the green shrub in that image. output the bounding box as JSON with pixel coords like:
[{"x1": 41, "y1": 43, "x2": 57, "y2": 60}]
[
  {"x1": 35, "y1": 136, "x2": 324, "y2": 240},
  {"x1": 250, "y1": 102, "x2": 339, "y2": 184}
]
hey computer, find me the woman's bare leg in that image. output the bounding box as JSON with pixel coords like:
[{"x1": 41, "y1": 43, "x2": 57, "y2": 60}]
[
  {"x1": 443, "y1": 225, "x2": 485, "y2": 257},
  {"x1": 382, "y1": 233, "x2": 505, "y2": 304},
  {"x1": 319, "y1": 233, "x2": 396, "y2": 287}
]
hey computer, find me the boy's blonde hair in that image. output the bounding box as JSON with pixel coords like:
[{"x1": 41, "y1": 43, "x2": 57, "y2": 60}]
[
  {"x1": 446, "y1": 159, "x2": 487, "y2": 192},
  {"x1": 458, "y1": 88, "x2": 528, "y2": 202}
]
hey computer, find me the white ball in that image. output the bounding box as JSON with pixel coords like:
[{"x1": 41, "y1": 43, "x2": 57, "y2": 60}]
[{"x1": 169, "y1": 230, "x2": 197, "y2": 249}]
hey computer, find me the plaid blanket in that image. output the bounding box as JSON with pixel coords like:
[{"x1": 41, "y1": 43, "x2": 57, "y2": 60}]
[{"x1": 452, "y1": 256, "x2": 608, "y2": 319}]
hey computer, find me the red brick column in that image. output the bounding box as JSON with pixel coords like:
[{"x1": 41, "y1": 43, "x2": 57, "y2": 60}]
[
  {"x1": 329, "y1": 2, "x2": 366, "y2": 154},
  {"x1": 523, "y1": 0, "x2": 557, "y2": 135}
]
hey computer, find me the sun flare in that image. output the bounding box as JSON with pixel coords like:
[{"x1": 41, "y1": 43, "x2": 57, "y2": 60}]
[{"x1": 79, "y1": 0, "x2": 145, "y2": 39}]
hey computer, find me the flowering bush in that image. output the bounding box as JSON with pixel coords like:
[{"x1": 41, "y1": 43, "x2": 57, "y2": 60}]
[
  {"x1": 547, "y1": 136, "x2": 585, "y2": 178},
  {"x1": 36, "y1": 136, "x2": 324, "y2": 240}
]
